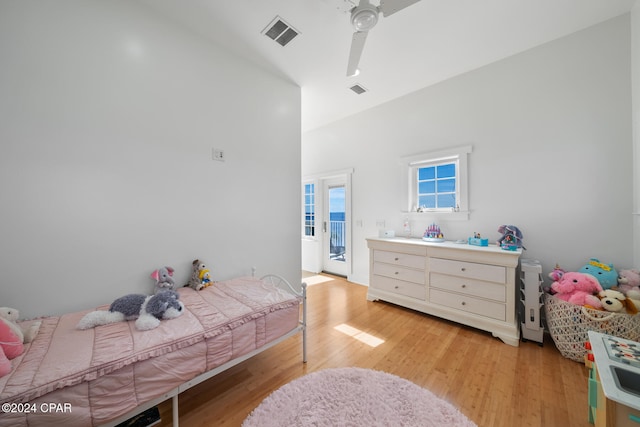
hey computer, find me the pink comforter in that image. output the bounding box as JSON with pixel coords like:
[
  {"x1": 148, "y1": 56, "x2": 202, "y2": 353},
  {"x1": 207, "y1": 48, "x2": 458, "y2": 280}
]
[{"x1": 0, "y1": 277, "x2": 301, "y2": 427}]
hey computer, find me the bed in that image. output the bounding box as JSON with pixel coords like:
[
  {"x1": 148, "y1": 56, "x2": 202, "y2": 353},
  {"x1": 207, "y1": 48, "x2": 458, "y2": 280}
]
[{"x1": 0, "y1": 274, "x2": 307, "y2": 427}]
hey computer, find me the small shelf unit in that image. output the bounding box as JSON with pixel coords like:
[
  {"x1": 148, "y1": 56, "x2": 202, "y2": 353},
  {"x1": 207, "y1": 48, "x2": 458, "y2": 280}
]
[{"x1": 519, "y1": 259, "x2": 544, "y2": 345}]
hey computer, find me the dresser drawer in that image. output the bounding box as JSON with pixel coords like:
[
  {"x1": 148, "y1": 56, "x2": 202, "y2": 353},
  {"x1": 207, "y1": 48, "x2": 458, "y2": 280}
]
[
  {"x1": 373, "y1": 262, "x2": 426, "y2": 285},
  {"x1": 430, "y1": 258, "x2": 506, "y2": 284},
  {"x1": 429, "y1": 288, "x2": 506, "y2": 321},
  {"x1": 430, "y1": 272, "x2": 506, "y2": 302},
  {"x1": 374, "y1": 250, "x2": 426, "y2": 270},
  {"x1": 371, "y1": 275, "x2": 426, "y2": 300}
]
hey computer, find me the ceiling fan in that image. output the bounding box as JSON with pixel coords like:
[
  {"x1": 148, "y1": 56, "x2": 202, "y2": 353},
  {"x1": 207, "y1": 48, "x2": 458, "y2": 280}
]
[{"x1": 346, "y1": 0, "x2": 421, "y2": 77}]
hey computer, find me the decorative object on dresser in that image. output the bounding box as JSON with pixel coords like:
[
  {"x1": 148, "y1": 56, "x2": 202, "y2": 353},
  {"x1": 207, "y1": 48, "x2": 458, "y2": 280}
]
[
  {"x1": 242, "y1": 367, "x2": 477, "y2": 427},
  {"x1": 366, "y1": 237, "x2": 521, "y2": 346}
]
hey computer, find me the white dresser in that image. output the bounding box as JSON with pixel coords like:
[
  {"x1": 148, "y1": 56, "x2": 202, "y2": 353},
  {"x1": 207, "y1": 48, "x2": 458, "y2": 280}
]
[{"x1": 367, "y1": 237, "x2": 522, "y2": 346}]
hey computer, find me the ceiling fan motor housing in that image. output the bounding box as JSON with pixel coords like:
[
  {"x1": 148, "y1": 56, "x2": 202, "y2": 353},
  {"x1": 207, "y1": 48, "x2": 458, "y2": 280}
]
[{"x1": 351, "y1": 3, "x2": 379, "y2": 32}]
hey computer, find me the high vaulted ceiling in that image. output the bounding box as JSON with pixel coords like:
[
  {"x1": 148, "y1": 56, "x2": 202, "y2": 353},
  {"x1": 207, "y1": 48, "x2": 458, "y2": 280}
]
[{"x1": 140, "y1": 0, "x2": 637, "y2": 132}]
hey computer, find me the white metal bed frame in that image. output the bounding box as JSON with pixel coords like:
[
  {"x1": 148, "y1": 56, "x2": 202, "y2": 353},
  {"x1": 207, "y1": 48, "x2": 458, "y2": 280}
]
[{"x1": 101, "y1": 274, "x2": 307, "y2": 427}]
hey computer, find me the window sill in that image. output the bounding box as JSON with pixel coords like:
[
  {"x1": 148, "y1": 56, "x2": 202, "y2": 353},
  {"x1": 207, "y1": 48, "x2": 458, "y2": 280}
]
[{"x1": 402, "y1": 210, "x2": 470, "y2": 221}]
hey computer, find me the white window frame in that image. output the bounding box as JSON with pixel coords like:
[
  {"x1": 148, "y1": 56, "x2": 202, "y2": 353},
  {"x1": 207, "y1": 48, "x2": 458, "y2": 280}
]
[
  {"x1": 401, "y1": 145, "x2": 472, "y2": 220},
  {"x1": 302, "y1": 180, "x2": 317, "y2": 240}
]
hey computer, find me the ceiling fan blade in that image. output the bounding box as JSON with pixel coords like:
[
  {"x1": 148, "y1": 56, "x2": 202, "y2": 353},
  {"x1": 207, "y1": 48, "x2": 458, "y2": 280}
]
[
  {"x1": 346, "y1": 31, "x2": 368, "y2": 77},
  {"x1": 378, "y1": 0, "x2": 421, "y2": 17}
]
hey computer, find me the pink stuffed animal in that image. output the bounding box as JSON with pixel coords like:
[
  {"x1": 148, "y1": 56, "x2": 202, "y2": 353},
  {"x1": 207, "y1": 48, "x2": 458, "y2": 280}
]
[
  {"x1": 617, "y1": 269, "x2": 640, "y2": 294},
  {"x1": 0, "y1": 317, "x2": 24, "y2": 377},
  {"x1": 551, "y1": 272, "x2": 603, "y2": 309}
]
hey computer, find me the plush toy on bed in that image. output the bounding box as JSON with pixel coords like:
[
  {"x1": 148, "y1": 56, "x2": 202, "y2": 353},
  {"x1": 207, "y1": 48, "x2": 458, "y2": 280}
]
[
  {"x1": 77, "y1": 290, "x2": 184, "y2": 331},
  {"x1": 151, "y1": 266, "x2": 176, "y2": 294},
  {"x1": 185, "y1": 259, "x2": 212, "y2": 290},
  {"x1": 578, "y1": 258, "x2": 618, "y2": 289},
  {"x1": 598, "y1": 289, "x2": 639, "y2": 314},
  {"x1": 0, "y1": 307, "x2": 41, "y2": 377},
  {"x1": 550, "y1": 272, "x2": 603, "y2": 309}
]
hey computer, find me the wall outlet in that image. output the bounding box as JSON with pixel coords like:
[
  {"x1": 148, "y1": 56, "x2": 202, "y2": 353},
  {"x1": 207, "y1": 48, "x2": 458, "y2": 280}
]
[{"x1": 212, "y1": 148, "x2": 225, "y2": 162}]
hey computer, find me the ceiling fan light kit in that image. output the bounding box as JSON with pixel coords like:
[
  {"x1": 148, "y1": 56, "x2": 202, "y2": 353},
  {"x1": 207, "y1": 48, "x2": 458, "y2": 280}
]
[{"x1": 351, "y1": 4, "x2": 379, "y2": 32}]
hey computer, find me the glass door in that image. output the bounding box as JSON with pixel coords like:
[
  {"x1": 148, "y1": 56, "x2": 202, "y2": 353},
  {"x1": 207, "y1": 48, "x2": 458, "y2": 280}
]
[{"x1": 323, "y1": 178, "x2": 348, "y2": 276}]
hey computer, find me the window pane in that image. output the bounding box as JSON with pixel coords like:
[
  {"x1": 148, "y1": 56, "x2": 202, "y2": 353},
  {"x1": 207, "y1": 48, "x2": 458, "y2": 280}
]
[
  {"x1": 418, "y1": 195, "x2": 435, "y2": 209},
  {"x1": 437, "y1": 194, "x2": 456, "y2": 208},
  {"x1": 418, "y1": 181, "x2": 435, "y2": 194},
  {"x1": 418, "y1": 166, "x2": 435, "y2": 180},
  {"x1": 437, "y1": 163, "x2": 455, "y2": 178},
  {"x1": 437, "y1": 178, "x2": 455, "y2": 192}
]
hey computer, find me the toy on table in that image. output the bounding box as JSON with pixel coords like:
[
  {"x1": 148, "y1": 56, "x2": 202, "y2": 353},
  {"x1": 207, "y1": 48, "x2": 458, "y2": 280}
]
[
  {"x1": 185, "y1": 259, "x2": 212, "y2": 290},
  {"x1": 77, "y1": 290, "x2": 184, "y2": 331},
  {"x1": 422, "y1": 223, "x2": 444, "y2": 243},
  {"x1": 0, "y1": 307, "x2": 41, "y2": 377},
  {"x1": 497, "y1": 225, "x2": 525, "y2": 251},
  {"x1": 468, "y1": 232, "x2": 488, "y2": 246},
  {"x1": 151, "y1": 266, "x2": 175, "y2": 294},
  {"x1": 578, "y1": 258, "x2": 618, "y2": 290},
  {"x1": 598, "y1": 289, "x2": 638, "y2": 314},
  {"x1": 550, "y1": 271, "x2": 603, "y2": 309}
]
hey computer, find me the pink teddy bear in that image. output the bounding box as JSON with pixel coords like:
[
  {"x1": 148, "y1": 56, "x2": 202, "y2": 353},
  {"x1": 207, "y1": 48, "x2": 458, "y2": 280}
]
[{"x1": 551, "y1": 271, "x2": 603, "y2": 309}]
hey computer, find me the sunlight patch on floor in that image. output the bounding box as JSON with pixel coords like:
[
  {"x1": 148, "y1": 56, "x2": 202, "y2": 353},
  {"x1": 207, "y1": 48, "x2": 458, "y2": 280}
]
[
  {"x1": 303, "y1": 274, "x2": 335, "y2": 286},
  {"x1": 334, "y1": 323, "x2": 385, "y2": 348}
]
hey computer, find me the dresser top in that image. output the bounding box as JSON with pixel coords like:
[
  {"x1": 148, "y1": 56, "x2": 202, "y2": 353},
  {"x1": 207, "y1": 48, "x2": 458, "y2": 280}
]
[{"x1": 366, "y1": 237, "x2": 522, "y2": 257}]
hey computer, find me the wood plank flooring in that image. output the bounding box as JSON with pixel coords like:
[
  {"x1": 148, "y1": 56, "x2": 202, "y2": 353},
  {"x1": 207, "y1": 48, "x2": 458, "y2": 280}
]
[{"x1": 156, "y1": 275, "x2": 591, "y2": 427}]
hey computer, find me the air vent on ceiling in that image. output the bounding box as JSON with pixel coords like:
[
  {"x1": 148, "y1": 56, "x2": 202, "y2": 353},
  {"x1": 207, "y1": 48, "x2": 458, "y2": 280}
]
[
  {"x1": 349, "y1": 84, "x2": 368, "y2": 95},
  {"x1": 263, "y1": 16, "x2": 299, "y2": 47}
]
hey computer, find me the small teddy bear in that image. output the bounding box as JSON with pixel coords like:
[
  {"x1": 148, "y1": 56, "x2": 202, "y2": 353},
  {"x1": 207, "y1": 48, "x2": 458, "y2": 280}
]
[
  {"x1": 184, "y1": 259, "x2": 211, "y2": 291},
  {"x1": 0, "y1": 307, "x2": 41, "y2": 344},
  {"x1": 551, "y1": 272, "x2": 603, "y2": 309}
]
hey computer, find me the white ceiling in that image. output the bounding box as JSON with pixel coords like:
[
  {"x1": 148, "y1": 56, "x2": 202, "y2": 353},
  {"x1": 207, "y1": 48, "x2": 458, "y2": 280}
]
[{"x1": 140, "y1": 0, "x2": 637, "y2": 132}]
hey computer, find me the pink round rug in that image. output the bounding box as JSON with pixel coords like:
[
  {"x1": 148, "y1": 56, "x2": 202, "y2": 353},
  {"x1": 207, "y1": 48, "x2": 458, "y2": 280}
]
[{"x1": 242, "y1": 367, "x2": 477, "y2": 427}]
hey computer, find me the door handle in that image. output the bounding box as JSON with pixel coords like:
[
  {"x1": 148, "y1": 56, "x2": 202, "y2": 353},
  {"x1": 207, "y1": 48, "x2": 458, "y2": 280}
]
[{"x1": 323, "y1": 221, "x2": 327, "y2": 232}]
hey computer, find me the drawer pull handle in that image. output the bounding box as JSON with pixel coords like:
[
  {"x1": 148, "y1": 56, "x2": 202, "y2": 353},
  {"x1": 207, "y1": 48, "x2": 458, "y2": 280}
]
[
  {"x1": 629, "y1": 414, "x2": 640, "y2": 424},
  {"x1": 461, "y1": 284, "x2": 466, "y2": 288},
  {"x1": 461, "y1": 301, "x2": 466, "y2": 306},
  {"x1": 461, "y1": 268, "x2": 466, "y2": 271},
  {"x1": 395, "y1": 285, "x2": 399, "y2": 289},
  {"x1": 394, "y1": 271, "x2": 399, "y2": 275},
  {"x1": 394, "y1": 257, "x2": 399, "y2": 261}
]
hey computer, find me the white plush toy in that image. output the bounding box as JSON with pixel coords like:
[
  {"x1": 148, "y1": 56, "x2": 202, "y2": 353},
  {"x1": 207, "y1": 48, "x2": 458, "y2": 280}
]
[
  {"x1": 77, "y1": 290, "x2": 184, "y2": 331},
  {"x1": 0, "y1": 307, "x2": 41, "y2": 344}
]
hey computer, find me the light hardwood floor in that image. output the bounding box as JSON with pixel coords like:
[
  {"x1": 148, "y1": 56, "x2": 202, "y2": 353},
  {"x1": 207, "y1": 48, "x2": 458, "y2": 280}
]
[{"x1": 157, "y1": 274, "x2": 591, "y2": 427}]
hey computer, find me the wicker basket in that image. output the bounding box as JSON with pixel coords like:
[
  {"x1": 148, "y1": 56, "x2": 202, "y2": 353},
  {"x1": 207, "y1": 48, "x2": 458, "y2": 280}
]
[{"x1": 544, "y1": 293, "x2": 640, "y2": 362}]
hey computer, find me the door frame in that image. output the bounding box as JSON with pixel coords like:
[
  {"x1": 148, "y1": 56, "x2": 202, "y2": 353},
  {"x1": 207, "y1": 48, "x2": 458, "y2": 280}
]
[{"x1": 301, "y1": 168, "x2": 353, "y2": 279}]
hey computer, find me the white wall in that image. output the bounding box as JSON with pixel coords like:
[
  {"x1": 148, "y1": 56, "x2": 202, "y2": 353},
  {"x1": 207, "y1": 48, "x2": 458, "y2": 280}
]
[
  {"x1": 303, "y1": 14, "x2": 633, "y2": 286},
  {"x1": 0, "y1": 0, "x2": 301, "y2": 318}
]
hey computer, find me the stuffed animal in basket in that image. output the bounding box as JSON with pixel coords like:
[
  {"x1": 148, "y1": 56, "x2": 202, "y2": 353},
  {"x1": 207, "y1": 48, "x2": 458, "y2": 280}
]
[
  {"x1": 617, "y1": 269, "x2": 640, "y2": 295},
  {"x1": 151, "y1": 266, "x2": 176, "y2": 294},
  {"x1": 0, "y1": 307, "x2": 41, "y2": 377},
  {"x1": 550, "y1": 272, "x2": 603, "y2": 309},
  {"x1": 598, "y1": 289, "x2": 638, "y2": 314},
  {"x1": 77, "y1": 290, "x2": 184, "y2": 331},
  {"x1": 578, "y1": 258, "x2": 618, "y2": 289},
  {"x1": 185, "y1": 259, "x2": 212, "y2": 291}
]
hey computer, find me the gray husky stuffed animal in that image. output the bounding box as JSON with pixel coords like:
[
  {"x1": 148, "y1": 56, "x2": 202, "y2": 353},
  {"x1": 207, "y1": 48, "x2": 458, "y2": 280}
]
[{"x1": 77, "y1": 290, "x2": 184, "y2": 331}]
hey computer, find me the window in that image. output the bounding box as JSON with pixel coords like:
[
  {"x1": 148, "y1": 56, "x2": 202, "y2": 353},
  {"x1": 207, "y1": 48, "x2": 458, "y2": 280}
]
[
  {"x1": 304, "y1": 183, "x2": 315, "y2": 237},
  {"x1": 401, "y1": 145, "x2": 472, "y2": 217},
  {"x1": 417, "y1": 162, "x2": 457, "y2": 210}
]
